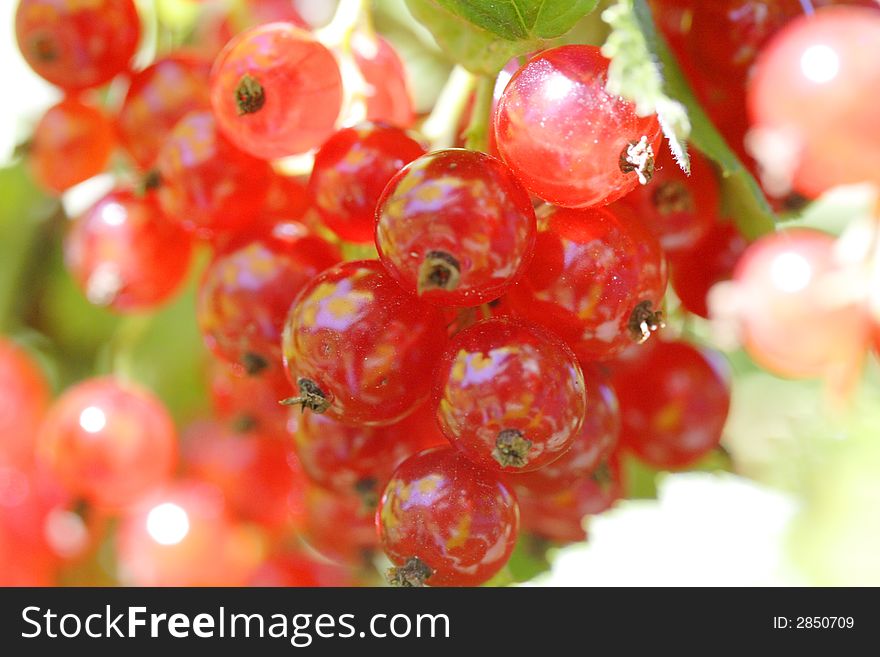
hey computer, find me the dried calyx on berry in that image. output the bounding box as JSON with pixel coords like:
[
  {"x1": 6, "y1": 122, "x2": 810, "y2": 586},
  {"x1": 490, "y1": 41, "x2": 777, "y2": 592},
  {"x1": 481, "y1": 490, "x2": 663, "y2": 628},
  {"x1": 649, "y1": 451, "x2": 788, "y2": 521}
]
[
  {"x1": 386, "y1": 557, "x2": 434, "y2": 587},
  {"x1": 280, "y1": 378, "x2": 330, "y2": 414},
  {"x1": 235, "y1": 73, "x2": 265, "y2": 115},
  {"x1": 417, "y1": 250, "x2": 461, "y2": 295},
  {"x1": 627, "y1": 300, "x2": 665, "y2": 344},
  {"x1": 492, "y1": 428, "x2": 533, "y2": 468}
]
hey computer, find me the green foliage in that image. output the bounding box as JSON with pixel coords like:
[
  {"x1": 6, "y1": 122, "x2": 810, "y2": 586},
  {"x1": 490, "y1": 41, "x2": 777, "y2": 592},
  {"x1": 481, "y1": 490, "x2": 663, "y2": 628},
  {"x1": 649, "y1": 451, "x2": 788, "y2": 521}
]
[{"x1": 404, "y1": 0, "x2": 598, "y2": 74}]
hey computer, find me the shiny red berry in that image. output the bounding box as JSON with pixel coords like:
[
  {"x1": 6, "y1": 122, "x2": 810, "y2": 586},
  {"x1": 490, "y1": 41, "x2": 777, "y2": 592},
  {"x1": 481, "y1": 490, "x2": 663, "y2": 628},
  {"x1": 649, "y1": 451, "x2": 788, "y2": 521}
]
[
  {"x1": 351, "y1": 33, "x2": 414, "y2": 128},
  {"x1": 117, "y1": 54, "x2": 212, "y2": 170},
  {"x1": 37, "y1": 377, "x2": 177, "y2": 511},
  {"x1": 210, "y1": 22, "x2": 343, "y2": 159},
  {"x1": 182, "y1": 420, "x2": 306, "y2": 531},
  {"x1": 516, "y1": 456, "x2": 624, "y2": 543},
  {"x1": 155, "y1": 110, "x2": 272, "y2": 240},
  {"x1": 197, "y1": 221, "x2": 341, "y2": 375},
  {"x1": 494, "y1": 45, "x2": 662, "y2": 208},
  {"x1": 434, "y1": 318, "x2": 586, "y2": 473},
  {"x1": 378, "y1": 446, "x2": 519, "y2": 587},
  {"x1": 292, "y1": 401, "x2": 445, "y2": 506},
  {"x1": 29, "y1": 98, "x2": 115, "y2": 194},
  {"x1": 671, "y1": 221, "x2": 748, "y2": 319},
  {"x1": 309, "y1": 123, "x2": 426, "y2": 243},
  {"x1": 612, "y1": 340, "x2": 731, "y2": 469},
  {"x1": 376, "y1": 149, "x2": 537, "y2": 307},
  {"x1": 505, "y1": 203, "x2": 667, "y2": 361},
  {"x1": 618, "y1": 148, "x2": 719, "y2": 257},
  {"x1": 510, "y1": 370, "x2": 620, "y2": 494},
  {"x1": 282, "y1": 260, "x2": 447, "y2": 426},
  {"x1": 15, "y1": 0, "x2": 140, "y2": 90},
  {"x1": 65, "y1": 188, "x2": 194, "y2": 312}
]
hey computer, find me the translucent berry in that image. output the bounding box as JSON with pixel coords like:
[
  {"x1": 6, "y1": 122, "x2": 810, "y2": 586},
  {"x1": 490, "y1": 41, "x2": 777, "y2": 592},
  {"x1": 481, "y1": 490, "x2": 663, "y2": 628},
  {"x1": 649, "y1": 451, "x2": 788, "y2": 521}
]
[
  {"x1": 292, "y1": 402, "x2": 445, "y2": 507},
  {"x1": 197, "y1": 221, "x2": 340, "y2": 374},
  {"x1": 376, "y1": 149, "x2": 536, "y2": 307},
  {"x1": 15, "y1": 0, "x2": 140, "y2": 90},
  {"x1": 182, "y1": 420, "x2": 306, "y2": 531},
  {"x1": 671, "y1": 221, "x2": 748, "y2": 319},
  {"x1": 37, "y1": 377, "x2": 177, "y2": 511},
  {"x1": 494, "y1": 45, "x2": 662, "y2": 208},
  {"x1": 65, "y1": 188, "x2": 194, "y2": 312},
  {"x1": 434, "y1": 319, "x2": 586, "y2": 473},
  {"x1": 155, "y1": 110, "x2": 272, "y2": 239},
  {"x1": 747, "y1": 6, "x2": 880, "y2": 196},
  {"x1": 282, "y1": 260, "x2": 447, "y2": 426},
  {"x1": 351, "y1": 33, "x2": 415, "y2": 128},
  {"x1": 29, "y1": 98, "x2": 115, "y2": 194},
  {"x1": 612, "y1": 340, "x2": 731, "y2": 468},
  {"x1": 732, "y1": 228, "x2": 869, "y2": 378},
  {"x1": 510, "y1": 371, "x2": 620, "y2": 494},
  {"x1": 618, "y1": 148, "x2": 719, "y2": 257},
  {"x1": 378, "y1": 446, "x2": 519, "y2": 586},
  {"x1": 310, "y1": 123, "x2": 425, "y2": 243},
  {"x1": 210, "y1": 22, "x2": 343, "y2": 159},
  {"x1": 117, "y1": 54, "x2": 212, "y2": 169},
  {"x1": 505, "y1": 203, "x2": 667, "y2": 361}
]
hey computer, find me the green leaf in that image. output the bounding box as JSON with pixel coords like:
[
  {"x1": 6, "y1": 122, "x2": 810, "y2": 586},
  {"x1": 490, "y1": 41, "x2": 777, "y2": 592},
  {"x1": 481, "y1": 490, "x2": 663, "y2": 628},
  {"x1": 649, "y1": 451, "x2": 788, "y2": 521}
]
[
  {"x1": 602, "y1": 0, "x2": 776, "y2": 239},
  {"x1": 434, "y1": 0, "x2": 598, "y2": 40},
  {"x1": 405, "y1": 0, "x2": 538, "y2": 74}
]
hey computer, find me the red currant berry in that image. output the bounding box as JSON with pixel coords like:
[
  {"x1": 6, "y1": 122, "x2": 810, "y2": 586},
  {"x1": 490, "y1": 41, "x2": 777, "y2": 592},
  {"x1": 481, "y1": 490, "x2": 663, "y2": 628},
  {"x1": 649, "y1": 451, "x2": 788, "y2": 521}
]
[
  {"x1": 505, "y1": 203, "x2": 667, "y2": 361},
  {"x1": 65, "y1": 188, "x2": 194, "y2": 312},
  {"x1": 494, "y1": 45, "x2": 662, "y2": 208},
  {"x1": 37, "y1": 377, "x2": 177, "y2": 511},
  {"x1": 618, "y1": 148, "x2": 719, "y2": 257},
  {"x1": 15, "y1": 0, "x2": 140, "y2": 90},
  {"x1": 612, "y1": 340, "x2": 731, "y2": 469},
  {"x1": 510, "y1": 370, "x2": 620, "y2": 494},
  {"x1": 748, "y1": 6, "x2": 880, "y2": 196},
  {"x1": 0, "y1": 339, "x2": 50, "y2": 468},
  {"x1": 116, "y1": 480, "x2": 261, "y2": 586},
  {"x1": 516, "y1": 456, "x2": 623, "y2": 543},
  {"x1": 351, "y1": 33, "x2": 415, "y2": 128},
  {"x1": 732, "y1": 228, "x2": 870, "y2": 378},
  {"x1": 282, "y1": 260, "x2": 447, "y2": 426},
  {"x1": 671, "y1": 221, "x2": 748, "y2": 319},
  {"x1": 292, "y1": 401, "x2": 445, "y2": 507},
  {"x1": 434, "y1": 318, "x2": 586, "y2": 473},
  {"x1": 378, "y1": 446, "x2": 519, "y2": 586},
  {"x1": 309, "y1": 123, "x2": 425, "y2": 243},
  {"x1": 117, "y1": 54, "x2": 212, "y2": 170},
  {"x1": 210, "y1": 22, "x2": 343, "y2": 159},
  {"x1": 155, "y1": 110, "x2": 272, "y2": 240},
  {"x1": 376, "y1": 149, "x2": 536, "y2": 306},
  {"x1": 29, "y1": 98, "x2": 115, "y2": 194},
  {"x1": 182, "y1": 420, "x2": 306, "y2": 531},
  {"x1": 209, "y1": 361, "x2": 292, "y2": 437},
  {"x1": 302, "y1": 487, "x2": 379, "y2": 567},
  {"x1": 197, "y1": 221, "x2": 340, "y2": 375}
]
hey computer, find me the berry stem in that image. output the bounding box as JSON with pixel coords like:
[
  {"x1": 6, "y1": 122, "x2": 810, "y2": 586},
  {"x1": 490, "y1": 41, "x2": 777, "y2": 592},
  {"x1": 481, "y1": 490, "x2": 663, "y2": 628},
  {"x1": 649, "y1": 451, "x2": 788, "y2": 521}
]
[
  {"x1": 422, "y1": 65, "x2": 477, "y2": 150},
  {"x1": 464, "y1": 75, "x2": 495, "y2": 152}
]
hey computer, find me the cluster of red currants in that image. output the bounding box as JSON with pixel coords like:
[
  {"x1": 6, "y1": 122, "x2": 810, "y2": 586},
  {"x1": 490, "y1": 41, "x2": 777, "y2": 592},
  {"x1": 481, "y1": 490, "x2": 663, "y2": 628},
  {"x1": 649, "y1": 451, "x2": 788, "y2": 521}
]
[{"x1": 4, "y1": 0, "x2": 879, "y2": 587}]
